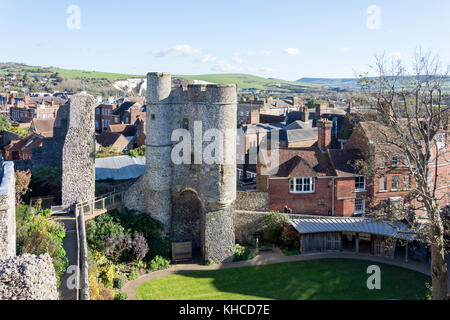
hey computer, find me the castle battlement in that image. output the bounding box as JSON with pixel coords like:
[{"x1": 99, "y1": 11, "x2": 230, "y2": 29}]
[{"x1": 124, "y1": 72, "x2": 237, "y2": 263}]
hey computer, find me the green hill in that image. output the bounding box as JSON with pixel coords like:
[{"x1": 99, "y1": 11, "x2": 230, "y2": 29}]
[{"x1": 176, "y1": 73, "x2": 320, "y2": 90}]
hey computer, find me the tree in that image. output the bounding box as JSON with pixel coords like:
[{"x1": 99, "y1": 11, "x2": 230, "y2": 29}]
[
  {"x1": 358, "y1": 49, "x2": 449, "y2": 299},
  {"x1": 0, "y1": 116, "x2": 11, "y2": 132},
  {"x1": 306, "y1": 98, "x2": 318, "y2": 109}
]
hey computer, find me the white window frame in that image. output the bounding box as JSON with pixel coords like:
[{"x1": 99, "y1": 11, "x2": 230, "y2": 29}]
[
  {"x1": 391, "y1": 176, "x2": 399, "y2": 191},
  {"x1": 355, "y1": 176, "x2": 366, "y2": 192},
  {"x1": 392, "y1": 156, "x2": 399, "y2": 168},
  {"x1": 289, "y1": 177, "x2": 315, "y2": 194},
  {"x1": 355, "y1": 198, "x2": 365, "y2": 214},
  {"x1": 379, "y1": 176, "x2": 387, "y2": 192}
]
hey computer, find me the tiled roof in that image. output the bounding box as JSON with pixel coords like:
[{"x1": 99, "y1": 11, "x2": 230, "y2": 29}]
[
  {"x1": 271, "y1": 147, "x2": 332, "y2": 177},
  {"x1": 96, "y1": 132, "x2": 125, "y2": 148},
  {"x1": 328, "y1": 149, "x2": 363, "y2": 177},
  {"x1": 30, "y1": 119, "x2": 55, "y2": 137},
  {"x1": 286, "y1": 128, "x2": 318, "y2": 143}
]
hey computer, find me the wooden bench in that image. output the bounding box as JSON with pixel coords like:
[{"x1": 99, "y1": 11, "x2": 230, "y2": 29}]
[{"x1": 172, "y1": 242, "x2": 193, "y2": 263}]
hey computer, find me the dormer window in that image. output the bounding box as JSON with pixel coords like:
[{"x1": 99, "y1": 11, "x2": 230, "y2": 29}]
[{"x1": 289, "y1": 177, "x2": 315, "y2": 193}]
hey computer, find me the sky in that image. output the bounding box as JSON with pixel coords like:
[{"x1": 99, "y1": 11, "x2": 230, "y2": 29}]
[{"x1": 0, "y1": 0, "x2": 449, "y2": 80}]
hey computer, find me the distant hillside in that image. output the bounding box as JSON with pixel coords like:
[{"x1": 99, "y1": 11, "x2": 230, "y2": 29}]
[
  {"x1": 296, "y1": 77, "x2": 360, "y2": 88},
  {"x1": 297, "y1": 76, "x2": 450, "y2": 90},
  {"x1": 0, "y1": 62, "x2": 143, "y2": 80},
  {"x1": 176, "y1": 73, "x2": 320, "y2": 90}
]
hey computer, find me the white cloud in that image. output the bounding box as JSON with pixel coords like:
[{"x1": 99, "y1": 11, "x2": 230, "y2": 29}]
[
  {"x1": 211, "y1": 62, "x2": 241, "y2": 72},
  {"x1": 339, "y1": 46, "x2": 351, "y2": 53},
  {"x1": 284, "y1": 48, "x2": 301, "y2": 55},
  {"x1": 153, "y1": 44, "x2": 218, "y2": 64},
  {"x1": 153, "y1": 44, "x2": 202, "y2": 58},
  {"x1": 232, "y1": 57, "x2": 243, "y2": 64},
  {"x1": 247, "y1": 51, "x2": 255, "y2": 56},
  {"x1": 259, "y1": 67, "x2": 274, "y2": 73},
  {"x1": 263, "y1": 51, "x2": 272, "y2": 55},
  {"x1": 194, "y1": 54, "x2": 217, "y2": 63}
]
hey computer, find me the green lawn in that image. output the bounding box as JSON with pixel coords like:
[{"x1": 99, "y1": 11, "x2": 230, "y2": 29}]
[{"x1": 136, "y1": 259, "x2": 430, "y2": 300}]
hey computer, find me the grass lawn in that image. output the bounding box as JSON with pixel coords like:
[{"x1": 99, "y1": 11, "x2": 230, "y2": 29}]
[{"x1": 136, "y1": 259, "x2": 430, "y2": 300}]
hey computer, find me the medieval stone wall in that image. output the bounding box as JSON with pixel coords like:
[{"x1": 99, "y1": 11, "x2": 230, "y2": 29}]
[
  {"x1": 61, "y1": 94, "x2": 96, "y2": 207},
  {"x1": 0, "y1": 161, "x2": 16, "y2": 259},
  {"x1": 0, "y1": 254, "x2": 58, "y2": 300},
  {"x1": 236, "y1": 190, "x2": 269, "y2": 211}
]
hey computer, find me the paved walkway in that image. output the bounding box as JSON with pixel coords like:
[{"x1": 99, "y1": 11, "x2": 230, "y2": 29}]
[
  {"x1": 53, "y1": 213, "x2": 78, "y2": 300},
  {"x1": 123, "y1": 248, "x2": 442, "y2": 300}
]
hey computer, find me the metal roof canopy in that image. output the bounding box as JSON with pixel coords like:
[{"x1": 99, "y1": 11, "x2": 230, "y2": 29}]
[
  {"x1": 95, "y1": 155, "x2": 145, "y2": 181},
  {"x1": 290, "y1": 217, "x2": 415, "y2": 241}
]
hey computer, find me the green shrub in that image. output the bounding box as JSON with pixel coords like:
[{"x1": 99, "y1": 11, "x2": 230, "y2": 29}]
[
  {"x1": 148, "y1": 255, "x2": 170, "y2": 271},
  {"x1": 149, "y1": 236, "x2": 171, "y2": 259},
  {"x1": 233, "y1": 244, "x2": 253, "y2": 261},
  {"x1": 87, "y1": 214, "x2": 125, "y2": 250},
  {"x1": 128, "y1": 268, "x2": 140, "y2": 281},
  {"x1": 114, "y1": 274, "x2": 127, "y2": 289},
  {"x1": 16, "y1": 211, "x2": 68, "y2": 282},
  {"x1": 114, "y1": 292, "x2": 129, "y2": 300},
  {"x1": 204, "y1": 260, "x2": 213, "y2": 266},
  {"x1": 127, "y1": 146, "x2": 145, "y2": 157},
  {"x1": 264, "y1": 211, "x2": 289, "y2": 244}
]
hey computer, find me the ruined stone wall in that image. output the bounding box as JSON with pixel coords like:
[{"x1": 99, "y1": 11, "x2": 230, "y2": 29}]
[
  {"x1": 0, "y1": 254, "x2": 58, "y2": 300},
  {"x1": 236, "y1": 190, "x2": 269, "y2": 211},
  {"x1": 0, "y1": 161, "x2": 16, "y2": 259},
  {"x1": 61, "y1": 94, "x2": 96, "y2": 207}
]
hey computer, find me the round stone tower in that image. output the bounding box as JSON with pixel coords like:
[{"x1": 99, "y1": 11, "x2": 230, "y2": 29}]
[{"x1": 145, "y1": 72, "x2": 173, "y2": 229}]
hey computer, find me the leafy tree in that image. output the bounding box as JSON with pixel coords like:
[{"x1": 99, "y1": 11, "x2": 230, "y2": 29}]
[
  {"x1": 0, "y1": 116, "x2": 11, "y2": 132},
  {"x1": 29, "y1": 167, "x2": 62, "y2": 201},
  {"x1": 306, "y1": 98, "x2": 318, "y2": 109},
  {"x1": 264, "y1": 211, "x2": 290, "y2": 244}
]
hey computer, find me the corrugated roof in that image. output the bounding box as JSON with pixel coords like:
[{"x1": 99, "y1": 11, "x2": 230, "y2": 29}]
[
  {"x1": 290, "y1": 217, "x2": 415, "y2": 240},
  {"x1": 95, "y1": 155, "x2": 145, "y2": 181}
]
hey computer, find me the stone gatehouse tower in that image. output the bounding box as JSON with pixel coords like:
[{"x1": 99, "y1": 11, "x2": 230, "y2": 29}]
[{"x1": 125, "y1": 72, "x2": 237, "y2": 263}]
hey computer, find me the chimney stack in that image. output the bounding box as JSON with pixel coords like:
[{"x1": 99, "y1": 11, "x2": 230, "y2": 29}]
[
  {"x1": 317, "y1": 119, "x2": 333, "y2": 150},
  {"x1": 301, "y1": 105, "x2": 310, "y2": 123}
]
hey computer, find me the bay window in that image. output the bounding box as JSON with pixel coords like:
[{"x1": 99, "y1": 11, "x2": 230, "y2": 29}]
[{"x1": 289, "y1": 177, "x2": 315, "y2": 193}]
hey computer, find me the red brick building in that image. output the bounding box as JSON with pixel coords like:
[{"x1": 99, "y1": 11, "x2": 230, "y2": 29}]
[{"x1": 258, "y1": 118, "x2": 448, "y2": 217}]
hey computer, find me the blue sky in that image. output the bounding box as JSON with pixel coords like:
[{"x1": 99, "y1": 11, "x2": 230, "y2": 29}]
[{"x1": 0, "y1": 0, "x2": 449, "y2": 80}]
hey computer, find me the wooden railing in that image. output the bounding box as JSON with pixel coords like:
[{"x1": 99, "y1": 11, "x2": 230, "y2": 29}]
[{"x1": 75, "y1": 191, "x2": 125, "y2": 217}]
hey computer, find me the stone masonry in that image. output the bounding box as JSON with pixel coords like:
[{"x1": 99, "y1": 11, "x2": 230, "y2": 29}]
[
  {"x1": 0, "y1": 161, "x2": 16, "y2": 259},
  {"x1": 0, "y1": 254, "x2": 58, "y2": 300},
  {"x1": 125, "y1": 72, "x2": 237, "y2": 263},
  {"x1": 61, "y1": 94, "x2": 96, "y2": 207}
]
